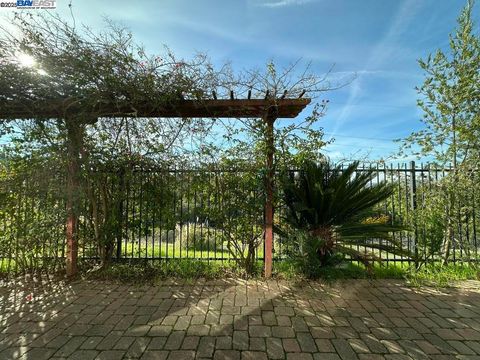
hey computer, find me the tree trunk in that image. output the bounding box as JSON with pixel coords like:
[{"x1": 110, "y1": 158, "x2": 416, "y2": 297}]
[
  {"x1": 311, "y1": 226, "x2": 335, "y2": 266},
  {"x1": 442, "y1": 191, "x2": 454, "y2": 265},
  {"x1": 116, "y1": 168, "x2": 126, "y2": 260},
  {"x1": 442, "y1": 114, "x2": 457, "y2": 265},
  {"x1": 442, "y1": 216, "x2": 453, "y2": 265}
]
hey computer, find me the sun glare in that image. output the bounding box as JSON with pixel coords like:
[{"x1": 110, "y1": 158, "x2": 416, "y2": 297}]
[{"x1": 17, "y1": 53, "x2": 36, "y2": 68}]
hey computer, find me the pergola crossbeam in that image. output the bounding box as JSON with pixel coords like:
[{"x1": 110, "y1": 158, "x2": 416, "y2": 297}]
[{"x1": 1, "y1": 98, "x2": 310, "y2": 120}]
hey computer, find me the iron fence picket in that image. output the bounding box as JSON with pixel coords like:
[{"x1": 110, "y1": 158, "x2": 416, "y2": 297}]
[{"x1": 1, "y1": 164, "x2": 480, "y2": 276}]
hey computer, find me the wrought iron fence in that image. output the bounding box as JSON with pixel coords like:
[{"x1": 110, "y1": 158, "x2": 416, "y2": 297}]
[
  {"x1": 104, "y1": 168, "x2": 265, "y2": 263},
  {"x1": 0, "y1": 163, "x2": 479, "y2": 275}
]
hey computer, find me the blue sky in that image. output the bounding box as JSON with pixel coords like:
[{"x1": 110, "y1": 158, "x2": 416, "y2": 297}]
[{"x1": 6, "y1": 0, "x2": 480, "y2": 161}]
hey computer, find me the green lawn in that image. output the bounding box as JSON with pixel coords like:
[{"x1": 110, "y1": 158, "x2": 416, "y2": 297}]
[
  {"x1": 2, "y1": 239, "x2": 479, "y2": 287},
  {"x1": 116, "y1": 242, "x2": 265, "y2": 260}
]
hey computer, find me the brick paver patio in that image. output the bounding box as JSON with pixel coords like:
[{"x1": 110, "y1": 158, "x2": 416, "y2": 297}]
[{"x1": 1, "y1": 278, "x2": 480, "y2": 359}]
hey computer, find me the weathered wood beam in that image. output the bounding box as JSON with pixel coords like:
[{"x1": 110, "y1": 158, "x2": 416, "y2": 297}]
[
  {"x1": 65, "y1": 118, "x2": 82, "y2": 277},
  {"x1": 0, "y1": 98, "x2": 311, "y2": 120}
]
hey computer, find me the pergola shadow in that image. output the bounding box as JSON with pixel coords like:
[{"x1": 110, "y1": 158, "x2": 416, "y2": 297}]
[{"x1": 1, "y1": 276, "x2": 480, "y2": 359}]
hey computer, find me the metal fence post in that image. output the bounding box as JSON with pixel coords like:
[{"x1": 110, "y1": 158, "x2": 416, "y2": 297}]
[{"x1": 410, "y1": 161, "x2": 419, "y2": 267}]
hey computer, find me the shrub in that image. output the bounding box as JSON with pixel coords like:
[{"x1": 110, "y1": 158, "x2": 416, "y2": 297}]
[
  {"x1": 176, "y1": 223, "x2": 225, "y2": 252},
  {"x1": 278, "y1": 160, "x2": 411, "y2": 277}
]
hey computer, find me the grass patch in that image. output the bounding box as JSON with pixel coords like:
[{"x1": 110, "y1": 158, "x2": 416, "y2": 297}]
[
  {"x1": 273, "y1": 260, "x2": 406, "y2": 281},
  {"x1": 87, "y1": 259, "x2": 480, "y2": 285},
  {"x1": 0, "y1": 257, "x2": 66, "y2": 278},
  {"x1": 120, "y1": 242, "x2": 265, "y2": 260},
  {"x1": 83, "y1": 259, "x2": 255, "y2": 283},
  {"x1": 274, "y1": 259, "x2": 480, "y2": 287},
  {"x1": 3, "y1": 251, "x2": 479, "y2": 287},
  {"x1": 405, "y1": 263, "x2": 480, "y2": 287}
]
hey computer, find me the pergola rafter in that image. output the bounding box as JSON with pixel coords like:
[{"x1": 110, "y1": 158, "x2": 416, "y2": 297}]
[
  {"x1": 1, "y1": 98, "x2": 310, "y2": 120},
  {"x1": 0, "y1": 94, "x2": 311, "y2": 277}
]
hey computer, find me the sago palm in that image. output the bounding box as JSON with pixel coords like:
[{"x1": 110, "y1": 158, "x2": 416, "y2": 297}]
[{"x1": 279, "y1": 160, "x2": 410, "y2": 273}]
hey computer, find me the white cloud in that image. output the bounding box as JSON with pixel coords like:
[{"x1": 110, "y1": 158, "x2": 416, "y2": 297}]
[
  {"x1": 252, "y1": 0, "x2": 316, "y2": 8},
  {"x1": 332, "y1": 0, "x2": 424, "y2": 135},
  {"x1": 161, "y1": 15, "x2": 249, "y2": 44},
  {"x1": 331, "y1": 70, "x2": 382, "y2": 76}
]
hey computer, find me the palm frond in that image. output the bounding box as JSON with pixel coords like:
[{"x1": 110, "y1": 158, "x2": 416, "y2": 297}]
[
  {"x1": 279, "y1": 159, "x2": 409, "y2": 271},
  {"x1": 334, "y1": 244, "x2": 380, "y2": 269}
]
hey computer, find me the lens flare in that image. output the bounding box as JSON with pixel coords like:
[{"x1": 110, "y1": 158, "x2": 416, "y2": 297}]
[{"x1": 17, "y1": 53, "x2": 36, "y2": 68}]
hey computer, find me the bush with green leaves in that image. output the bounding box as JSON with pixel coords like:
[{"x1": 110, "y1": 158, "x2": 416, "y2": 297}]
[
  {"x1": 409, "y1": 167, "x2": 480, "y2": 266},
  {"x1": 278, "y1": 160, "x2": 411, "y2": 277},
  {"x1": 177, "y1": 223, "x2": 225, "y2": 252},
  {"x1": 200, "y1": 165, "x2": 264, "y2": 276}
]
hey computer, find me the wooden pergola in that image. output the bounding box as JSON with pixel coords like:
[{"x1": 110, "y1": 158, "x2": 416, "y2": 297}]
[{"x1": 1, "y1": 96, "x2": 311, "y2": 277}]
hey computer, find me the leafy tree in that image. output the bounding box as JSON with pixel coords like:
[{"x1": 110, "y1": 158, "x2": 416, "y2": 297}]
[
  {"x1": 207, "y1": 161, "x2": 265, "y2": 276},
  {"x1": 401, "y1": 0, "x2": 479, "y2": 164},
  {"x1": 207, "y1": 60, "x2": 346, "y2": 170},
  {"x1": 400, "y1": 0, "x2": 480, "y2": 263},
  {"x1": 0, "y1": 13, "x2": 226, "y2": 273}
]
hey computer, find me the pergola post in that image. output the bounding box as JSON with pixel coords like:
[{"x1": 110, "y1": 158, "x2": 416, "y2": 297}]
[
  {"x1": 264, "y1": 110, "x2": 276, "y2": 278},
  {"x1": 65, "y1": 118, "x2": 82, "y2": 277}
]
